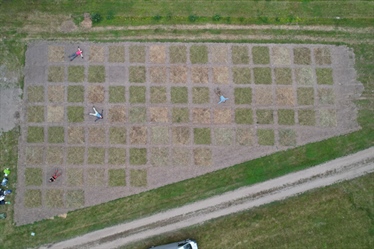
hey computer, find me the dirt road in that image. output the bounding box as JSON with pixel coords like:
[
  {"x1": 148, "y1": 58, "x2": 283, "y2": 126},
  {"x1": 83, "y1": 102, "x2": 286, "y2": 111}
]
[{"x1": 40, "y1": 147, "x2": 374, "y2": 249}]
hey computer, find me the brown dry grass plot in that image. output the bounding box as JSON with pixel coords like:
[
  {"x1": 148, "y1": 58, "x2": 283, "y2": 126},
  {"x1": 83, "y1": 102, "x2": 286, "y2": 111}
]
[
  {"x1": 66, "y1": 147, "x2": 85, "y2": 165},
  {"x1": 172, "y1": 127, "x2": 190, "y2": 145},
  {"x1": 319, "y1": 109, "x2": 337, "y2": 127},
  {"x1": 86, "y1": 168, "x2": 105, "y2": 186},
  {"x1": 150, "y1": 148, "x2": 169, "y2": 167},
  {"x1": 25, "y1": 167, "x2": 43, "y2": 186},
  {"x1": 130, "y1": 169, "x2": 147, "y2": 187},
  {"x1": 190, "y1": 45, "x2": 208, "y2": 64},
  {"x1": 66, "y1": 190, "x2": 85, "y2": 208},
  {"x1": 27, "y1": 106, "x2": 44, "y2": 123},
  {"x1": 149, "y1": 67, "x2": 167, "y2": 83},
  {"x1": 279, "y1": 129, "x2": 297, "y2": 146},
  {"x1": 88, "y1": 66, "x2": 105, "y2": 83},
  {"x1": 151, "y1": 126, "x2": 169, "y2": 145},
  {"x1": 276, "y1": 87, "x2": 295, "y2": 106},
  {"x1": 26, "y1": 146, "x2": 44, "y2": 165},
  {"x1": 129, "y1": 66, "x2": 146, "y2": 83},
  {"x1": 298, "y1": 109, "x2": 316, "y2": 126},
  {"x1": 108, "y1": 148, "x2": 126, "y2": 165},
  {"x1": 254, "y1": 86, "x2": 273, "y2": 106},
  {"x1": 236, "y1": 128, "x2": 255, "y2": 146},
  {"x1": 48, "y1": 66, "x2": 64, "y2": 82},
  {"x1": 27, "y1": 126, "x2": 44, "y2": 143},
  {"x1": 172, "y1": 147, "x2": 191, "y2": 166},
  {"x1": 109, "y1": 106, "x2": 126, "y2": 123},
  {"x1": 214, "y1": 128, "x2": 233, "y2": 146},
  {"x1": 272, "y1": 47, "x2": 291, "y2": 65},
  {"x1": 48, "y1": 46, "x2": 65, "y2": 62},
  {"x1": 256, "y1": 109, "x2": 274, "y2": 124},
  {"x1": 170, "y1": 66, "x2": 188, "y2": 84},
  {"x1": 314, "y1": 47, "x2": 331, "y2": 65},
  {"x1": 87, "y1": 147, "x2": 105, "y2": 165},
  {"x1": 129, "y1": 148, "x2": 147, "y2": 165},
  {"x1": 129, "y1": 86, "x2": 146, "y2": 104},
  {"x1": 28, "y1": 86, "x2": 45, "y2": 103},
  {"x1": 88, "y1": 85, "x2": 105, "y2": 103},
  {"x1": 295, "y1": 67, "x2": 314, "y2": 86},
  {"x1": 46, "y1": 146, "x2": 64, "y2": 165},
  {"x1": 297, "y1": 87, "x2": 314, "y2": 106},
  {"x1": 232, "y1": 67, "x2": 251, "y2": 84},
  {"x1": 172, "y1": 108, "x2": 189, "y2": 123},
  {"x1": 45, "y1": 189, "x2": 64, "y2": 208},
  {"x1": 89, "y1": 45, "x2": 105, "y2": 63},
  {"x1": 88, "y1": 127, "x2": 106, "y2": 144},
  {"x1": 213, "y1": 108, "x2": 232, "y2": 124},
  {"x1": 294, "y1": 47, "x2": 311, "y2": 65},
  {"x1": 24, "y1": 189, "x2": 42, "y2": 208},
  {"x1": 252, "y1": 46, "x2": 270, "y2": 65},
  {"x1": 213, "y1": 67, "x2": 229, "y2": 84},
  {"x1": 150, "y1": 107, "x2": 168, "y2": 123},
  {"x1": 66, "y1": 168, "x2": 84, "y2": 187},
  {"x1": 48, "y1": 85, "x2": 64, "y2": 103},
  {"x1": 129, "y1": 107, "x2": 147, "y2": 123},
  {"x1": 47, "y1": 105, "x2": 64, "y2": 123},
  {"x1": 129, "y1": 45, "x2": 146, "y2": 63},
  {"x1": 68, "y1": 66, "x2": 85, "y2": 83},
  {"x1": 150, "y1": 86, "x2": 167, "y2": 104},
  {"x1": 48, "y1": 126, "x2": 64, "y2": 143},
  {"x1": 191, "y1": 67, "x2": 209, "y2": 84},
  {"x1": 210, "y1": 45, "x2": 228, "y2": 64},
  {"x1": 169, "y1": 45, "x2": 187, "y2": 64},
  {"x1": 232, "y1": 46, "x2": 249, "y2": 64},
  {"x1": 193, "y1": 148, "x2": 212, "y2": 167},
  {"x1": 149, "y1": 45, "x2": 166, "y2": 64},
  {"x1": 318, "y1": 88, "x2": 335, "y2": 105},
  {"x1": 109, "y1": 127, "x2": 126, "y2": 144},
  {"x1": 130, "y1": 126, "x2": 147, "y2": 145},
  {"x1": 192, "y1": 87, "x2": 209, "y2": 104},
  {"x1": 108, "y1": 45, "x2": 125, "y2": 63},
  {"x1": 274, "y1": 68, "x2": 292, "y2": 85},
  {"x1": 108, "y1": 169, "x2": 126, "y2": 187},
  {"x1": 67, "y1": 85, "x2": 85, "y2": 103},
  {"x1": 68, "y1": 126, "x2": 85, "y2": 144},
  {"x1": 192, "y1": 108, "x2": 210, "y2": 124}
]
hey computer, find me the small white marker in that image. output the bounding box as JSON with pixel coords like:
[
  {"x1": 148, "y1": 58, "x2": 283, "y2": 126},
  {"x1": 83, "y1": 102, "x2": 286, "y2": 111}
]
[{"x1": 31, "y1": 232, "x2": 35, "y2": 236}]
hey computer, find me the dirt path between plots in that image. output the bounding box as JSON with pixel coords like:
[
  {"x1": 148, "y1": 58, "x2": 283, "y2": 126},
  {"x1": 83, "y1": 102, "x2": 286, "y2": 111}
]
[{"x1": 40, "y1": 147, "x2": 374, "y2": 249}]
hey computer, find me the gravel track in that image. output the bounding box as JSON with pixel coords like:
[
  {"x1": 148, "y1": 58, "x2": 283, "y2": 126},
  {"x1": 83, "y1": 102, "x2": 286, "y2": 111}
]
[{"x1": 40, "y1": 147, "x2": 374, "y2": 249}]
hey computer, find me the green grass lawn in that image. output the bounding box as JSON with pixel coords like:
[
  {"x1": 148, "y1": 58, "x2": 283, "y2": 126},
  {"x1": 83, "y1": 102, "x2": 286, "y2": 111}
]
[
  {"x1": 124, "y1": 172, "x2": 374, "y2": 249},
  {"x1": 0, "y1": 0, "x2": 373, "y2": 248}
]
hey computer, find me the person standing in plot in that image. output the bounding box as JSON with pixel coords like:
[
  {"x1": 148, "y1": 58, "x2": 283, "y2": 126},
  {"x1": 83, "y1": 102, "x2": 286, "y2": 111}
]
[
  {"x1": 49, "y1": 169, "x2": 62, "y2": 183},
  {"x1": 69, "y1": 46, "x2": 84, "y2": 61},
  {"x1": 89, "y1": 106, "x2": 103, "y2": 122}
]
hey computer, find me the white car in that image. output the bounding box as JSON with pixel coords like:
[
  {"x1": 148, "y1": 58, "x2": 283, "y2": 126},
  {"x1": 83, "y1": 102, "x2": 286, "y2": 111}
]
[{"x1": 149, "y1": 239, "x2": 198, "y2": 249}]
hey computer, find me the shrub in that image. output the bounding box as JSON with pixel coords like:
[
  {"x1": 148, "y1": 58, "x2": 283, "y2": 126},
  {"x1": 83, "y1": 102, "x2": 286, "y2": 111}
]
[
  {"x1": 213, "y1": 14, "x2": 221, "y2": 21},
  {"x1": 91, "y1": 13, "x2": 102, "y2": 24},
  {"x1": 188, "y1": 14, "x2": 198, "y2": 22},
  {"x1": 225, "y1": 17, "x2": 231, "y2": 23},
  {"x1": 153, "y1": 14, "x2": 162, "y2": 21}
]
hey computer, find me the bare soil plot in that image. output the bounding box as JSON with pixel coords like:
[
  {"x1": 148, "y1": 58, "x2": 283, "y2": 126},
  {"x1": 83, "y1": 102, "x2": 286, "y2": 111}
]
[{"x1": 16, "y1": 42, "x2": 362, "y2": 225}]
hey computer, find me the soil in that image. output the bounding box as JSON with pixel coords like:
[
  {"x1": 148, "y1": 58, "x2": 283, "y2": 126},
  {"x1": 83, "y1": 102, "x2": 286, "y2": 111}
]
[
  {"x1": 40, "y1": 147, "x2": 374, "y2": 249},
  {"x1": 16, "y1": 41, "x2": 363, "y2": 226}
]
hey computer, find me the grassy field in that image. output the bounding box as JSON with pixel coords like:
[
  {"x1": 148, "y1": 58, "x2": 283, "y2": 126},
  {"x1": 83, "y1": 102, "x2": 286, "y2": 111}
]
[
  {"x1": 0, "y1": 0, "x2": 373, "y2": 248},
  {"x1": 124, "y1": 172, "x2": 374, "y2": 249}
]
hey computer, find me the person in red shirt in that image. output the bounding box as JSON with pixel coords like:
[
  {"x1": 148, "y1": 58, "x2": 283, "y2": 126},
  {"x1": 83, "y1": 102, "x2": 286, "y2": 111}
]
[
  {"x1": 49, "y1": 169, "x2": 62, "y2": 183},
  {"x1": 69, "y1": 46, "x2": 83, "y2": 61}
]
